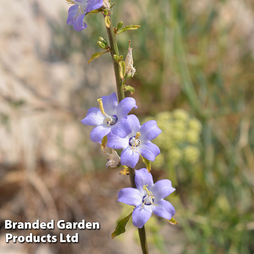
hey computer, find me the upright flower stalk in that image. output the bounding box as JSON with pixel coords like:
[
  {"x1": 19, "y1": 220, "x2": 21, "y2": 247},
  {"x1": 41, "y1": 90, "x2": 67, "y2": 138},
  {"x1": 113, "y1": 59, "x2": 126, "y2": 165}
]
[
  {"x1": 66, "y1": 2, "x2": 176, "y2": 254},
  {"x1": 104, "y1": 12, "x2": 125, "y2": 101},
  {"x1": 104, "y1": 11, "x2": 149, "y2": 254}
]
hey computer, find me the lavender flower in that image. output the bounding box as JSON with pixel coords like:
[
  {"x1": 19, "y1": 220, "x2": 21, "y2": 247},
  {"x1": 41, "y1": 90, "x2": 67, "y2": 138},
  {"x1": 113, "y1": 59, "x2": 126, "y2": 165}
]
[
  {"x1": 118, "y1": 168, "x2": 175, "y2": 228},
  {"x1": 66, "y1": 0, "x2": 103, "y2": 31},
  {"x1": 107, "y1": 115, "x2": 161, "y2": 168},
  {"x1": 81, "y1": 93, "x2": 137, "y2": 143}
]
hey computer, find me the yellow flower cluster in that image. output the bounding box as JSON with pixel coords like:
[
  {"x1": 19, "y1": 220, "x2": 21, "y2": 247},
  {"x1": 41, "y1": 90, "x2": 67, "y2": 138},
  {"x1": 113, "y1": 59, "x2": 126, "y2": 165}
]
[{"x1": 145, "y1": 109, "x2": 202, "y2": 166}]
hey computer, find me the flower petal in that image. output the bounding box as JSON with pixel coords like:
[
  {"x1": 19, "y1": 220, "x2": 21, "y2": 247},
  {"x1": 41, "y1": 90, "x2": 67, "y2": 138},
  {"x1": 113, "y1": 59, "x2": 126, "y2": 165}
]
[
  {"x1": 111, "y1": 117, "x2": 132, "y2": 138},
  {"x1": 86, "y1": 0, "x2": 103, "y2": 13},
  {"x1": 121, "y1": 147, "x2": 139, "y2": 168},
  {"x1": 67, "y1": 5, "x2": 79, "y2": 25},
  {"x1": 135, "y1": 168, "x2": 153, "y2": 192},
  {"x1": 81, "y1": 107, "x2": 104, "y2": 126},
  {"x1": 132, "y1": 205, "x2": 152, "y2": 228},
  {"x1": 152, "y1": 179, "x2": 175, "y2": 200},
  {"x1": 116, "y1": 97, "x2": 138, "y2": 119},
  {"x1": 101, "y1": 93, "x2": 118, "y2": 115},
  {"x1": 152, "y1": 199, "x2": 175, "y2": 220},
  {"x1": 107, "y1": 132, "x2": 128, "y2": 149},
  {"x1": 140, "y1": 120, "x2": 162, "y2": 142},
  {"x1": 126, "y1": 114, "x2": 140, "y2": 132},
  {"x1": 90, "y1": 125, "x2": 110, "y2": 143},
  {"x1": 139, "y1": 141, "x2": 160, "y2": 161},
  {"x1": 117, "y1": 188, "x2": 142, "y2": 206},
  {"x1": 73, "y1": 13, "x2": 87, "y2": 31}
]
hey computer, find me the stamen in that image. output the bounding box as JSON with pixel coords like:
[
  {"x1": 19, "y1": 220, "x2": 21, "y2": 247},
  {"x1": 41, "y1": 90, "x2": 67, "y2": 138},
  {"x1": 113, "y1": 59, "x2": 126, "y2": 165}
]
[
  {"x1": 129, "y1": 134, "x2": 142, "y2": 152},
  {"x1": 135, "y1": 132, "x2": 141, "y2": 139},
  {"x1": 143, "y1": 184, "x2": 149, "y2": 193},
  {"x1": 141, "y1": 184, "x2": 158, "y2": 209},
  {"x1": 97, "y1": 98, "x2": 118, "y2": 126},
  {"x1": 97, "y1": 98, "x2": 107, "y2": 116}
]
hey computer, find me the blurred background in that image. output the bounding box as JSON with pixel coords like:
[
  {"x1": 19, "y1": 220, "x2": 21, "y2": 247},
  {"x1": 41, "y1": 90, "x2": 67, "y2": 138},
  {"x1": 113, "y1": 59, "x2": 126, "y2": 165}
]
[{"x1": 0, "y1": 0, "x2": 254, "y2": 253}]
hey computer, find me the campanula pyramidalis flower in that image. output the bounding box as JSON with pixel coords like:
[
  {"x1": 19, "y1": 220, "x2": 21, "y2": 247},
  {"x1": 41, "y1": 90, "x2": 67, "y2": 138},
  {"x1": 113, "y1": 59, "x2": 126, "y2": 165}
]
[
  {"x1": 107, "y1": 115, "x2": 161, "y2": 168},
  {"x1": 81, "y1": 93, "x2": 137, "y2": 143},
  {"x1": 118, "y1": 168, "x2": 175, "y2": 228},
  {"x1": 66, "y1": 0, "x2": 103, "y2": 31}
]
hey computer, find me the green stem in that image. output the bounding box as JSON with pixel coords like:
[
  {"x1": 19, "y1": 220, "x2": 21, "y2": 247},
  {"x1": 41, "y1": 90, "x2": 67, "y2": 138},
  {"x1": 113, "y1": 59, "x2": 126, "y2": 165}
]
[
  {"x1": 104, "y1": 12, "x2": 149, "y2": 254},
  {"x1": 105, "y1": 14, "x2": 125, "y2": 101},
  {"x1": 129, "y1": 167, "x2": 149, "y2": 254}
]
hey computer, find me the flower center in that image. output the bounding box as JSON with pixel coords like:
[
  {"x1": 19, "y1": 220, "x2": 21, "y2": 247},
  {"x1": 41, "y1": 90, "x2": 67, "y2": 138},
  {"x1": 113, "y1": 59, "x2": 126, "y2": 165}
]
[
  {"x1": 97, "y1": 98, "x2": 118, "y2": 126},
  {"x1": 104, "y1": 115, "x2": 118, "y2": 126},
  {"x1": 129, "y1": 132, "x2": 141, "y2": 148},
  {"x1": 142, "y1": 195, "x2": 154, "y2": 206},
  {"x1": 141, "y1": 185, "x2": 157, "y2": 208}
]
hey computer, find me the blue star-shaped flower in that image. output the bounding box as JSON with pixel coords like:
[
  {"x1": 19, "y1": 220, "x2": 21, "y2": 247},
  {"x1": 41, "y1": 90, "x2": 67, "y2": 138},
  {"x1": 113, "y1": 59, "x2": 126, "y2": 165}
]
[
  {"x1": 118, "y1": 168, "x2": 176, "y2": 228},
  {"x1": 81, "y1": 93, "x2": 137, "y2": 143},
  {"x1": 107, "y1": 115, "x2": 161, "y2": 168}
]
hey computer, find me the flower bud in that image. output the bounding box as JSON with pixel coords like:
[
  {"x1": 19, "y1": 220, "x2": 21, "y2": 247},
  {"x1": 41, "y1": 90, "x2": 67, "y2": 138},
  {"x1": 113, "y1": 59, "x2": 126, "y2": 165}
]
[
  {"x1": 117, "y1": 21, "x2": 123, "y2": 30},
  {"x1": 97, "y1": 41, "x2": 107, "y2": 49},
  {"x1": 118, "y1": 55, "x2": 123, "y2": 61},
  {"x1": 99, "y1": 37, "x2": 108, "y2": 46},
  {"x1": 113, "y1": 54, "x2": 119, "y2": 61}
]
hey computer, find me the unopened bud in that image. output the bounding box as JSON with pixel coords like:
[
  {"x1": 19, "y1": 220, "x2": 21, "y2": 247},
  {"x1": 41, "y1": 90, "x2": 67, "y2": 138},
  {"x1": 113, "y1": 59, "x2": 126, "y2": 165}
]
[
  {"x1": 99, "y1": 37, "x2": 108, "y2": 46},
  {"x1": 118, "y1": 55, "x2": 123, "y2": 61},
  {"x1": 117, "y1": 21, "x2": 123, "y2": 30},
  {"x1": 113, "y1": 54, "x2": 119, "y2": 61},
  {"x1": 97, "y1": 41, "x2": 107, "y2": 49}
]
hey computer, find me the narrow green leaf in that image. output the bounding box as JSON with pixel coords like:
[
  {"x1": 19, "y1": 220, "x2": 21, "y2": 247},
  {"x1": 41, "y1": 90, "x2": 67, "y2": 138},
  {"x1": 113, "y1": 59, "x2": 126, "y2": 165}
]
[
  {"x1": 119, "y1": 61, "x2": 126, "y2": 79},
  {"x1": 166, "y1": 217, "x2": 178, "y2": 225},
  {"x1": 117, "y1": 25, "x2": 141, "y2": 34},
  {"x1": 88, "y1": 51, "x2": 108, "y2": 64},
  {"x1": 141, "y1": 155, "x2": 151, "y2": 172},
  {"x1": 105, "y1": 16, "x2": 111, "y2": 28},
  {"x1": 111, "y1": 212, "x2": 132, "y2": 239},
  {"x1": 124, "y1": 85, "x2": 135, "y2": 94}
]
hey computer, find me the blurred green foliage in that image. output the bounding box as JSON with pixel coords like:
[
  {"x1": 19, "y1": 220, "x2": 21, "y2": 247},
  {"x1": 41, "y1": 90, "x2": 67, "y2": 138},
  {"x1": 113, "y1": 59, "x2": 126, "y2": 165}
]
[
  {"x1": 115, "y1": 0, "x2": 254, "y2": 253},
  {"x1": 144, "y1": 109, "x2": 202, "y2": 167}
]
